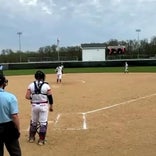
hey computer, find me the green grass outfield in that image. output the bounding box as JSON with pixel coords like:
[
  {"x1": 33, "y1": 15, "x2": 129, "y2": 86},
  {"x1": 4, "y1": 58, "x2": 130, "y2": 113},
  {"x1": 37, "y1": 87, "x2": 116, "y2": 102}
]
[{"x1": 3, "y1": 66, "x2": 156, "y2": 76}]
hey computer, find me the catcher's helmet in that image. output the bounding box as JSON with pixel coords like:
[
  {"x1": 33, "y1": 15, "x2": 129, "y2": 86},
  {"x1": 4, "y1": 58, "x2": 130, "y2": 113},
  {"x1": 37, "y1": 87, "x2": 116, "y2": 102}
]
[{"x1": 34, "y1": 70, "x2": 45, "y2": 81}]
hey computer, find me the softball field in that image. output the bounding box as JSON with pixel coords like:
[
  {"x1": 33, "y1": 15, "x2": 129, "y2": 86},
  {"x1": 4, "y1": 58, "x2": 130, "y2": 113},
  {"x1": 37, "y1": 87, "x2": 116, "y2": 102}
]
[{"x1": 4, "y1": 73, "x2": 156, "y2": 156}]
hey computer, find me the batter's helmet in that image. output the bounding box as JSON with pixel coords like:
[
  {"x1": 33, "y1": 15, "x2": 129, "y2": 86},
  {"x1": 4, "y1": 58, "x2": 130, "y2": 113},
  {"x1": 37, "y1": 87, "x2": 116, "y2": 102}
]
[{"x1": 34, "y1": 70, "x2": 45, "y2": 81}]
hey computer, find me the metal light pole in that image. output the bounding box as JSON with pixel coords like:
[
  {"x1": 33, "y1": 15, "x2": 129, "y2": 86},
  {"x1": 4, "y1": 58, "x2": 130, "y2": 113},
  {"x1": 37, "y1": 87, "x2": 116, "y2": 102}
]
[
  {"x1": 17, "y1": 32, "x2": 22, "y2": 62},
  {"x1": 56, "y1": 38, "x2": 60, "y2": 61},
  {"x1": 136, "y1": 29, "x2": 141, "y2": 58}
]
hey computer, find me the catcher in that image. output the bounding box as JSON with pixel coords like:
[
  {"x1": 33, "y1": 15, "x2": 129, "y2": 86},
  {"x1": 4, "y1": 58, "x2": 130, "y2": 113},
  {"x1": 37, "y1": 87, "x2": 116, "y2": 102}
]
[{"x1": 25, "y1": 70, "x2": 54, "y2": 145}]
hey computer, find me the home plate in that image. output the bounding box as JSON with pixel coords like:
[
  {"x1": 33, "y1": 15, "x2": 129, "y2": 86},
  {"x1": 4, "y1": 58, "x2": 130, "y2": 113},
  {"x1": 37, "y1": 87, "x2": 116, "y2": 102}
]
[{"x1": 53, "y1": 113, "x2": 84, "y2": 130}]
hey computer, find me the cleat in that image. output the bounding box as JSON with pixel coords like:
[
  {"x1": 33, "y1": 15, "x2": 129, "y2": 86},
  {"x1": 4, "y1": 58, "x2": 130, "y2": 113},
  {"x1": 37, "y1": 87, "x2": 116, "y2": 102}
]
[
  {"x1": 38, "y1": 139, "x2": 46, "y2": 146},
  {"x1": 28, "y1": 137, "x2": 35, "y2": 143}
]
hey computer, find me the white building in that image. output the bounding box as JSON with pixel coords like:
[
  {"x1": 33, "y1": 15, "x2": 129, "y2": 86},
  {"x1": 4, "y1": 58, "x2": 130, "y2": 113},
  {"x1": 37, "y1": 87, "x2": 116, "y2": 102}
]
[{"x1": 81, "y1": 44, "x2": 106, "y2": 61}]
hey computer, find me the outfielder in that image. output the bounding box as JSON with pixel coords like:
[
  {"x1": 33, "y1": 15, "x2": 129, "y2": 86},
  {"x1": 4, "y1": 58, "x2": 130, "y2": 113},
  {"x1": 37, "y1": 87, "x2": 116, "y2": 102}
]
[
  {"x1": 124, "y1": 62, "x2": 128, "y2": 73},
  {"x1": 25, "y1": 70, "x2": 53, "y2": 145}
]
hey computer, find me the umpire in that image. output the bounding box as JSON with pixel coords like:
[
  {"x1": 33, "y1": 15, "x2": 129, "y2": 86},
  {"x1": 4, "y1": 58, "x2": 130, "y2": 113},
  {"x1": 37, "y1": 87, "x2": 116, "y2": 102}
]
[{"x1": 0, "y1": 74, "x2": 21, "y2": 156}]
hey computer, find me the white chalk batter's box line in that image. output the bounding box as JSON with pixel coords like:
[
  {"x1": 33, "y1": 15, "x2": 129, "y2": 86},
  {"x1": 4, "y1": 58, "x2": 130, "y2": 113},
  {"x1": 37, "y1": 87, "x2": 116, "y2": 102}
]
[
  {"x1": 52, "y1": 93, "x2": 156, "y2": 131},
  {"x1": 23, "y1": 93, "x2": 156, "y2": 132}
]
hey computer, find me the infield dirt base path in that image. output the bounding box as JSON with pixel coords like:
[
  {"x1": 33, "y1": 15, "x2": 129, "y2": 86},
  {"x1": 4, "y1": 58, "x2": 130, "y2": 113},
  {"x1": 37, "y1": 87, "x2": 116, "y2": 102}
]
[{"x1": 4, "y1": 73, "x2": 156, "y2": 156}]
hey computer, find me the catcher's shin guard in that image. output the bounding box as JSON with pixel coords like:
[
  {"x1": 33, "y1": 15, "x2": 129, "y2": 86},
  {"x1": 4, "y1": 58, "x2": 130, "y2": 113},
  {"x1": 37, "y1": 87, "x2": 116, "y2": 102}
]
[
  {"x1": 39, "y1": 122, "x2": 48, "y2": 140},
  {"x1": 29, "y1": 121, "x2": 37, "y2": 140}
]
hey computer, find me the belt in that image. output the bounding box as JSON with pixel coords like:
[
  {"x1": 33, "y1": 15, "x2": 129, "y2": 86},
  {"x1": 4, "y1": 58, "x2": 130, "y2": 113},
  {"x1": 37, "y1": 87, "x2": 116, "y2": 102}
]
[
  {"x1": 0, "y1": 121, "x2": 12, "y2": 126},
  {"x1": 31, "y1": 101, "x2": 48, "y2": 105}
]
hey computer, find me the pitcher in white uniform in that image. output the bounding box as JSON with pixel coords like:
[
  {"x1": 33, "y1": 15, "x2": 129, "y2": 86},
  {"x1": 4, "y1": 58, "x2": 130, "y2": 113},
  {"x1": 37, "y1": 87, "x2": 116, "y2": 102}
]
[{"x1": 55, "y1": 64, "x2": 64, "y2": 83}]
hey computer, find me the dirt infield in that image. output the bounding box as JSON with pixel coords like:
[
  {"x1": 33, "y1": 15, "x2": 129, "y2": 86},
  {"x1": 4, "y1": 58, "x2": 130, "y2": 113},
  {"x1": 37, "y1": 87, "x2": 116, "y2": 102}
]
[{"x1": 4, "y1": 73, "x2": 156, "y2": 156}]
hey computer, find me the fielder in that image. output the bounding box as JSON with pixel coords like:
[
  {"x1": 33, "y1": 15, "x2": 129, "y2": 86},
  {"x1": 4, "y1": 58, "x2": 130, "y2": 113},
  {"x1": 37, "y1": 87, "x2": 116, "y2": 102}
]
[
  {"x1": 25, "y1": 70, "x2": 54, "y2": 145},
  {"x1": 124, "y1": 62, "x2": 128, "y2": 73},
  {"x1": 55, "y1": 64, "x2": 64, "y2": 83},
  {"x1": 0, "y1": 64, "x2": 3, "y2": 75}
]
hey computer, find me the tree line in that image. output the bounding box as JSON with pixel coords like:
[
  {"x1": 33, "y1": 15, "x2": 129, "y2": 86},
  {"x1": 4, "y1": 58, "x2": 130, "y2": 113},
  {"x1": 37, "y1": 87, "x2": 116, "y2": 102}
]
[{"x1": 1, "y1": 36, "x2": 156, "y2": 63}]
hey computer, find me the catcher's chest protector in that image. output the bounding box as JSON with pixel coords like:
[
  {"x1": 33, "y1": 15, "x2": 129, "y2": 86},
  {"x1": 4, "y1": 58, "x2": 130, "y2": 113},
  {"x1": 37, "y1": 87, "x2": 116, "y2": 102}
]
[{"x1": 34, "y1": 81, "x2": 44, "y2": 94}]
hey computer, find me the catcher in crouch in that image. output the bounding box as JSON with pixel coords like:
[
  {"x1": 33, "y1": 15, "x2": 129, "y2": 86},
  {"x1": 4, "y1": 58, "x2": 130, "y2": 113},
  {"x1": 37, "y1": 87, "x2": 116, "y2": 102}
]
[{"x1": 25, "y1": 70, "x2": 53, "y2": 145}]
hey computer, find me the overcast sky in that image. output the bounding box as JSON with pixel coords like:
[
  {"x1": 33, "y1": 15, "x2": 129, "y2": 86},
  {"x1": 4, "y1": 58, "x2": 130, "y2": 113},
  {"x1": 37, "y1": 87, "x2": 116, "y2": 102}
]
[{"x1": 0, "y1": 0, "x2": 156, "y2": 51}]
